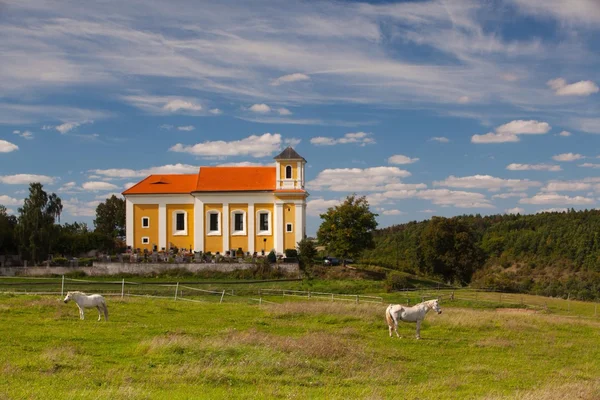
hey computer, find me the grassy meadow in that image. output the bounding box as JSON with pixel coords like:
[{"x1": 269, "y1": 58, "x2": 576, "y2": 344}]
[{"x1": 1, "y1": 293, "x2": 599, "y2": 399}]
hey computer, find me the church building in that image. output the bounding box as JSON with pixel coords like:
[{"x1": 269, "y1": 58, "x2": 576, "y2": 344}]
[{"x1": 122, "y1": 147, "x2": 308, "y2": 255}]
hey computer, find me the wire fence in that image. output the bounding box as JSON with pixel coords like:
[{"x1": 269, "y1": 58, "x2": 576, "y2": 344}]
[{"x1": 0, "y1": 276, "x2": 598, "y2": 318}]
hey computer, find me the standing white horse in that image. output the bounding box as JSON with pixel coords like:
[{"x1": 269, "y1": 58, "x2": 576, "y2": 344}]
[
  {"x1": 385, "y1": 299, "x2": 442, "y2": 339},
  {"x1": 63, "y1": 291, "x2": 109, "y2": 321}
]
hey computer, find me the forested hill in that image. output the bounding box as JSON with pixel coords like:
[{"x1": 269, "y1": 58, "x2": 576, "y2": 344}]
[{"x1": 361, "y1": 209, "x2": 600, "y2": 299}]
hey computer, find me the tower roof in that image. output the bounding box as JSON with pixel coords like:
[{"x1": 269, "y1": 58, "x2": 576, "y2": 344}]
[{"x1": 274, "y1": 146, "x2": 306, "y2": 162}]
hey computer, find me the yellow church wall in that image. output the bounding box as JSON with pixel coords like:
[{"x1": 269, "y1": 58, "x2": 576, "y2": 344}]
[
  {"x1": 204, "y1": 204, "x2": 223, "y2": 254},
  {"x1": 166, "y1": 204, "x2": 194, "y2": 251},
  {"x1": 229, "y1": 203, "x2": 249, "y2": 254},
  {"x1": 283, "y1": 203, "x2": 296, "y2": 250},
  {"x1": 255, "y1": 203, "x2": 274, "y2": 254},
  {"x1": 134, "y1": 204, "x2": 158, "y2": 251}
]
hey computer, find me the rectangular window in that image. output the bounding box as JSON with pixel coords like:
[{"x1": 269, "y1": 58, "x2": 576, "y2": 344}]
[
  {"x1": 286, "y1": 223, "x2": 293, "y2": 232},
  {"x1": 259, "y1": 213, "x2": 269, "y2": 231},
  {"x1": 210, "y1": 213, "x2": 219, "y2": 232},
  {"x1": 142, "y1": 217, "x2": 149, "y2": 228},
  {"x1": 234, "y1": 213, "x2": 244, "y2": 231},
  {"x1": 176, "y1": 213, "x2": 185, "y2": 231},
  {"x1": 142, "y1": 237, "x2": 150, "y2": 244}
]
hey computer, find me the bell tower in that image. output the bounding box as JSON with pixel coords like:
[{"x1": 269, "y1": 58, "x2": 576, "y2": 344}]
[{"x1": 274, "y1": 147, "x2": 306, "y2": 190}]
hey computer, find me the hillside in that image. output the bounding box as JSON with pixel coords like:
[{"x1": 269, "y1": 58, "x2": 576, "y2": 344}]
[{"x1": 361, "y1": 209, "x2": 600, "y2": 300}]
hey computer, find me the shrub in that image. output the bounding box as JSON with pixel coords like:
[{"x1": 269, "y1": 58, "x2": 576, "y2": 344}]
[
  {"x1": 284, "y1": 249, "x2": 298, "y2": 258},
  {"x1": 384, "y1": 272, "x2": 412, "y2": 293},
  {"x1": 267, "y1": 250, "x2": 277, "y2": 264}
]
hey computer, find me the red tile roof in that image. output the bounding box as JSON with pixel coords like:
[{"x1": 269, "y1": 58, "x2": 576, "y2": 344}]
[
  {"x1": 195, "y1": 167, "x2": 276, "y2": 192},
  {"x1": 123, "y1": 166, "x2": 307, "y2": 195},
  {"x1": 122, "y1": 174, "x2": 198, "y2": 195}
]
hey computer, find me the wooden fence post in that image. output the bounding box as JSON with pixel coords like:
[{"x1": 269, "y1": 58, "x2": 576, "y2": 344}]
[{"x1": 174, "y1": 282, "x2": 179, "y2": 301}]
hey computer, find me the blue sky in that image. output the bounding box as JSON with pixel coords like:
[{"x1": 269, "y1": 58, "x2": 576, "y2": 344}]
[{"x1": 1, "y1": 0, "x2": 599, "y2": 237}]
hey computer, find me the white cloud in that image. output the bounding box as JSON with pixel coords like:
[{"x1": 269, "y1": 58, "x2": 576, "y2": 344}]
[
  {"x1": 552, "y1": 153, "x2": 585, "y2": 162},
  {"x1": 509, "y1": 0, "x2": 600, "y2": 25},
  {"x1": 277, "y1": 108, "x2": 292, "y2": 116},
  {"x1": 495, "y1": 120, "x2": 551, "y2": 135},
  {"x1": 94, "y1": 192, "x2": 123, "y2": 200},
  {"x1": 457, "y1": 96, "x2": 470, "y2": 104},
  {"x1": 209, "y1": 108, "x2": 222, "y2": 115},
  {"x1": 160, "y1": 124, "x2": 173, "y2": 130},
  {"x1": 506, "y1": 163, "x2": 562, "y2": 171},
  {"x1": 0, "y1": 174, "x2": 55, "y2": 185},
  {"x1": 310, "y1": 132, "x2": 374, "y2": 146},
  {"x1": 541, "y1": 181, "x2": 592, "y2": 192},
  {"x1": 501, "y1": 73, "x2": 519, "y2": 82},
  {"x1": 12, "y1": 130, "x2": 33, "y2": 140},
  {"x1": 82, "y1": 181, "x2": 120, "y2": 191},
  {"x1": 124, "y1": 182, "x2": 136, "y2": 189},
  {"x1": 0, "y1": 140, "x2": 19, "y2": 153},
  {"x1": 434, "y1": 175, "x2": 542, "y2": 191},
  {"x1": 576, "y1": 118, "x2": 600, "y2": 134},
  {"x1": 492, "y1": 192, "x2": 527, "y2": 199},
  {"x1": 62, "y1": 198, "x2": 101, "y2": 217},
  {"x1": 520, "y1": 193, "x2": 595, "y2": 205},
  {"x1": 170, "y1": 133, "x2": 282, "y2": 158},
  {"x1": 0, "y1": 195, "x2": 22, "y2": 206},
  {"x1": 177, "y1": 125, "x2": 195, "y2": 131},
  {"x1": 216, "y1": 161, "x2": 267, "y2": 166},
  {"x1": 578, "y1": 163, "x2": 600, "y2": 169},
  {"x1": 163, "y1": 99, "x2": 202, "y2": 112},
  {"x1": 472, "y1": 120, "x2": 551, "y2": 144},
  {"x1": 388, "y1": 154, "x2": 419, "y2": 165},
  {"x1": 54, "y1": 120, "x2": 93, "y2": 134},
  {"x1": 505, "y1": 207, "x2": 525, "y2": 215},
  {"x1": 58, "y1": 181, "x2": 78, "y2": 192},
  {"x1": 419, "y1": 209, "x2": 436, "y2": 213},
  {"x1": 430, "y1": 137, "x2": 449, "y2": 143},
  {"x1": 382, "y1": 209, "x2": 403, "y2": 216},
  {"x1": 249, "y1": 104, "x2": 271, "y2": 113},
  {"x1": 471, "y1": 132, "x2": 519, "y2": 143},
  {"x1": 123, "y1": 95, "x2": 204, "y2": 114},
  {"x1": 383, "y1": 183, "x2": 427, "y2": 191},
  {"x1": 414, "y1": 189, "x2": 494, "y2": 209},
  {"x1": 91, "y1": 163, "x2": 200, "y2": 179},
  {"x1": 271, "y1": 73, "x2": 311, "y2": 86},
  {"x1": 308, "y1": 166, "x2": 411, "y2": 192},
  {"x1": 547, "y1": 78, "x2": 599, "y2": 96},
  {"x1": 558, "y1": 130, "x2": 571, "y2": 137},
  {"x1": 284, "y1": 137, "x2": 301, "y2": 147},
  {"x1": 306, "y1": 197, "x2": 340, "y2": 217}
]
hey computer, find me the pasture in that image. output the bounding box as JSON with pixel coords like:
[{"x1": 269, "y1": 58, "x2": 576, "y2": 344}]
[{"x1": 1, "y1": 293, "x2": 599, "y2": 399}]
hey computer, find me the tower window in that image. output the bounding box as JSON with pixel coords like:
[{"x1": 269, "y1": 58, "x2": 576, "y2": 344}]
[{"x1": 285, "y1": 165, "x2": 292, "y2": 179}]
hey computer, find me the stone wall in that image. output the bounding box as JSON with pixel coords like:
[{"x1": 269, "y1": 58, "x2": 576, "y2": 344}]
[{"x1": 0, "y1": 262, "x2": 300, "y2": 277}]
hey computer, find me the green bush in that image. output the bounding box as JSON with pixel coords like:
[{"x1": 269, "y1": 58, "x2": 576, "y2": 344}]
[
  {"x1": 52, "y1": 257, "x2": 69, "y2": 266},
  {"x1": 284, "y1": 249, "x2": 298, "y2": 258},
  {"x1": 384, "y1": 272, "x2": 413, "y2": 293},
  {"x1": 267, "y1": 250, "x2": 277, "y2": 263}
]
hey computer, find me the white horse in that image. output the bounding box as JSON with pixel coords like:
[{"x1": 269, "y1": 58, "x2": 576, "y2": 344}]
[
  {"x1": 63, "y1": 291, "x2": 109, "y2": 321},
  {"x1": 385, "y1": 299, "x2": 442, "y2": 339}
]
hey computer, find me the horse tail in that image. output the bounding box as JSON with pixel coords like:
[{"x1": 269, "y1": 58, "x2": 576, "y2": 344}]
[
  {"x1": 385, "y1": 304, "x2": 394, "y2": 327},
  {"x1": 102, "y1": 299, "x2": 109, "y2": 321}
]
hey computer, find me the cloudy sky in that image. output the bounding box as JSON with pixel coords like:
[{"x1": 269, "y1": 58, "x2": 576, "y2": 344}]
[{"x1": 1, "y1": 0, "x2": 599, "y2": 236}]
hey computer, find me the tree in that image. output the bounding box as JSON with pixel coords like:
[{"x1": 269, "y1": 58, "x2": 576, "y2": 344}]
[
  {"x1": 419, "y1": 217, "x2": 484, "y2": 284},
  {"x1": 15, "y1": 183, "x2": 63, "y2": 263},
  {"x1": 317, "y1": 195, "x2": 378, "y2": 265},
  {"x1": 0, "y1": 205, "x2": 18, "y2": 254},
  {"x1": 297, "y1": 237, "x2": 317, "y2": 272},
  {"x1": 94, "y1": 195, "x2": 125, "y2": 250}
]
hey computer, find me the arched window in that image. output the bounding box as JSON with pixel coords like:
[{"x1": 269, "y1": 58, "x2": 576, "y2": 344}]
[
  {"x1": 206, "y1": 210, "x2": 221, "y2": 235},
  {"x1": 285, "y1": 165, "x2": 292, "y2": 179}
]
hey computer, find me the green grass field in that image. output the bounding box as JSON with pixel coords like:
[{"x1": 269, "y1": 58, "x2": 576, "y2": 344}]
[{"x1": 1, "y1": 293, "x2": 599, "y2": 399}]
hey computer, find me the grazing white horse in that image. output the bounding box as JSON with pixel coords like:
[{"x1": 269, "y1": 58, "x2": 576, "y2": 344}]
[
  {"x1": 385, "y1": 299, "x2": 442, "y2": 339},
  {"x1": 63, "y1": 291, "x2": 109, "y2": 321}
]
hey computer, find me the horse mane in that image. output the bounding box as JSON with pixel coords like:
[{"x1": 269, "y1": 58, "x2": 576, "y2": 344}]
[{"x1": 67, "y1": 291, "x2": 85, "y2": 295}]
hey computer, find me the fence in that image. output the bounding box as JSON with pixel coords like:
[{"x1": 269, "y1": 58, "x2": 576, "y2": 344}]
[{"x1": 0, "y1": 276, "x2": 598, "y2": 318}]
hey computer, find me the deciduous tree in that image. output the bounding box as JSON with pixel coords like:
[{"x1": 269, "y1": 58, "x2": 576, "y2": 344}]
[
  {"x1": 317, "y1": 195, "x2": 378, "y2": 264},
  {"x1": 94, "y1": 195, "x2": 125, "y2": 240}
]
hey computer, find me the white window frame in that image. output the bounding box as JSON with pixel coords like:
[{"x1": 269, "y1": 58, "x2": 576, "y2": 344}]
[
  {"x1": 141, "y1": 237, "x2": 150, "y2": 244},
  {"x1": 285, "y1": 165, "x2": 292, "y2": 179},
  {"x1": 231, "y1": 210, "x2": 246, "y2": 236},
  {"x1": 207, "y1": 210, "x2": 221, "y2": 236},
  {"x1": 141, "y1": 216, "x2": 150, "y2": 229},
  {"x1": 286, "y1": 223, "x2": 293, "y2": 233},
  {"x1": 256, "y1": 210, "x2": 271, "y2": 236},
  {"x1": 172, "y1": 210, "x2": 188, "y2": 236}
]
